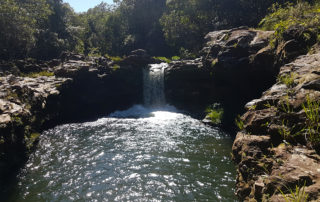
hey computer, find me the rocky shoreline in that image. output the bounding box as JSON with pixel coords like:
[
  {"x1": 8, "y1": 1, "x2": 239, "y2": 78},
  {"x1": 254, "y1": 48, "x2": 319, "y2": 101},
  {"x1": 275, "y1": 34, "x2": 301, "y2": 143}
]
[
  {"x1": 165, "y1": 26, "x2": 320, "y2": 201},
  {"x1": 0, "y1": 26, "x2": 319, "y2": 201},
  {"x1": 232, "y1": 52, "x2": 320, "y2": 201},
  {"x1": 0, "y1": 50, "x2": 155, "y2": 190}
]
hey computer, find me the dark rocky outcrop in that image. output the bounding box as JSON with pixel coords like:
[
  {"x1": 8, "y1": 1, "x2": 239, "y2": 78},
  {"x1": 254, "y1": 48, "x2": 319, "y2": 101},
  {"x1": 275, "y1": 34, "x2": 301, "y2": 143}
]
[
  {"x1": 165, "y1": 26, "x2": 318, "y2": 127},
  {"x1": 116, "y1": 49, "x2": 161, "y2": 66},
  {"x1": 0, "y1": 74, "x2": 71, "y2": 194},
  {"x1": 232, "y1": 52, "x2": 320, "y2": 201},
  {"x1": 53, "y1": 57, "x2": 143, "y2": 123},
  {"x1": 165, "y1": 27, "x2": 277, "y2": 124}
]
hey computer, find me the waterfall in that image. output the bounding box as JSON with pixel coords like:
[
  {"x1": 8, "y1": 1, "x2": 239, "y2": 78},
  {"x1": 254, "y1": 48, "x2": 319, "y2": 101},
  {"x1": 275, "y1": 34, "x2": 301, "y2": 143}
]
[{"x1": 143, "y1": 63, "x2": 168, "y2": 107}]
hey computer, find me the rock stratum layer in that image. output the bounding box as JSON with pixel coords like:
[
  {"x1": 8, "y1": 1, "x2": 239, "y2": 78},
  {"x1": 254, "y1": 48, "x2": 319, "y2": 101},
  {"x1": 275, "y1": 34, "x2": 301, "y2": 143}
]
[{"x1": 233, "y1": 52, "x2": 320, "y2": 201}]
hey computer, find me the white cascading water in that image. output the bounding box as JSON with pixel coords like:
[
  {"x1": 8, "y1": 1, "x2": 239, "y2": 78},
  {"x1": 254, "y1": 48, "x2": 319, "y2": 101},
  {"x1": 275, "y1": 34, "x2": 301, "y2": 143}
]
[{"x1": 143, "y1": 63, "x2": 168, "y2": 107}]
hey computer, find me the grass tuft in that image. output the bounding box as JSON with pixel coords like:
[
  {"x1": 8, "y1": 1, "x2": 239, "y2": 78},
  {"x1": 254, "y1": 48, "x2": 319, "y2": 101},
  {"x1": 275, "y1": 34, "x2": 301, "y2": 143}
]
[{"x1": 22, "y1": 71, "x2": 54, "y2": 78}]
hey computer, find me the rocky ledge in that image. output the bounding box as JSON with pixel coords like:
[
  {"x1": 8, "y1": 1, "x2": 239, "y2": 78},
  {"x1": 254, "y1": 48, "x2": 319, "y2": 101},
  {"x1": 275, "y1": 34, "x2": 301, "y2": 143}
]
[
  {"x1": 232, "y1": 52, "x2": 320, "y2": 201},
  {"x1": 0, "y1": 75, "x2": 70, "y2": 161}
]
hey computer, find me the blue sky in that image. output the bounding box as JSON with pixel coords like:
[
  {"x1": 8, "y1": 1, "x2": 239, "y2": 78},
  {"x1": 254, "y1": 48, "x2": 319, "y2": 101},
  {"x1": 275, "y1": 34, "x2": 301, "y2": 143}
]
[{"x1": 63, "y1": 0, "x2": 114, "y2": 12}]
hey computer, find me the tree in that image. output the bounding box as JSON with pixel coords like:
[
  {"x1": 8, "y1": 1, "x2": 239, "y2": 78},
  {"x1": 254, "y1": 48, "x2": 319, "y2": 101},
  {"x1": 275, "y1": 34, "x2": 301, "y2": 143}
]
[{"x1": 0, "y1": 0, "x2": 51, "y2": 59}]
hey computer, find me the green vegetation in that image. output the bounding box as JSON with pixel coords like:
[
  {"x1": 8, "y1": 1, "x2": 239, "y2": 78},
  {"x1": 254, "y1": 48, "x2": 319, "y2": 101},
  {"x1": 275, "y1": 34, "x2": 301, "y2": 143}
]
[
  {"x1": 279, "y1": 96, "x2": 293, "y2": 113},
  {"x1": 1, "y1": 0, "x2": 299, "y2": 60},
  {"x1": 265, "y1": 95, "x2": 320, "y2": 145},
  {"x1": 235, "y1": 115, "x2": 245, "y2": 130},
  {"x1": 111, "y1": 64, "x2": 121, "y2": 71},
  {"x1": 278, "y1": 73, "x2": 297, "y2": 88},
  {"x1": 26, "y1": 133, "x2": 41, "y2": 149},
  {"x1": 205, "y1": 104, "x2": 224, "y2": 124},
  {"x1": 211, "y1": 59, "x2": 218, "y2": 67},
  {"x1": 0, "y1": 0, "x2": 83, "y2": 59},
  {"x1": 153, "y1": 57, "x2": 172, "y2": 63},
  {"x1": 160, "y1": 0, "x2": 285, "y2": 53},
  {"x1": 278, "y1": 182, "x2": 309, "y2": 202},
  {"x1": 0, "y1": 136, "x2": 5, "y2": 145},
  {"x1": 248, "y1": 105, "x2": 257, "y2": 111},
  {"x1": 171, "y1": 56, "x2": 180, "y2": 61},
  {"x1": 302, "y1": 96, "x2": 320, "y2": 144},
  {"x1": 106, "y1": 55, "x2": 124, "y2": 62},
  {"x1": 12, "y1": 116, "x2": 23, "y2": 126},
  {"x1": 22, "y1": 71, "x2": 55, "y2": 78},
  {"x1": 277, "y1": 120, "x2": 302, "y2": 140},
  {"x1": 259, "y1": 1, "x2": 320, "y2": 46},
  {"x1": 5, "y1": 90, "x2": 19, "y2": 100}
]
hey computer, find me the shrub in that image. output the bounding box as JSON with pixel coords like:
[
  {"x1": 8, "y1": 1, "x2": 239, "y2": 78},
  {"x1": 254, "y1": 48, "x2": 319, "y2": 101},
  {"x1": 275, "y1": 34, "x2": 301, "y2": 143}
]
[
  {"x1": 205, "y1": 104, "x2": 224, "y2": 124},
  {"x1": 171, "y1": 56, "x2": 181, "y2": 61},
  {"x1": 153, "y1": 56, "x2": 172, "y2": 63},
  {"x1": 179, "y1": 47, "x2": 197, "y2": 59},
  {"x1": 105, "y1": 55, "x2": 124, "y2": 62},
  {"x1": 235, "y1": 115, "x2": 245, "y2": 130},
  {"x1": 259, "y1": 1, "x2": 320, "y2": 44},
  {"x1": 88, "y1": 47, "x2": 101, "y2": 57},
  {"x1": 278, "y1": 73, "x2": 297, "y2": 88}
]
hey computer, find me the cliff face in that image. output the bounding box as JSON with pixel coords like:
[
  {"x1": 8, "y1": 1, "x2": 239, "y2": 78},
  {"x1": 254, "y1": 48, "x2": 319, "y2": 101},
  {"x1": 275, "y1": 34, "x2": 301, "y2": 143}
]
[
  {"x1": 165, "y1": 27, "x2": 277, "y2": 123},
  {"x1": 232, "y1": 52, "x2": 320, "y2": 201}
]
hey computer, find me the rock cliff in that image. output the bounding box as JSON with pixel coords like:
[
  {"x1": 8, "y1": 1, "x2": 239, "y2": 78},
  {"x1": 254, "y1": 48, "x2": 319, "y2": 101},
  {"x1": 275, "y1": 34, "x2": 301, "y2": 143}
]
[
  {"x1": 232, "y1": 52, "x2": 320, "y2": 201},
  {"x1": 165, "y1": 27, "x2": 277, "y2": 124}
]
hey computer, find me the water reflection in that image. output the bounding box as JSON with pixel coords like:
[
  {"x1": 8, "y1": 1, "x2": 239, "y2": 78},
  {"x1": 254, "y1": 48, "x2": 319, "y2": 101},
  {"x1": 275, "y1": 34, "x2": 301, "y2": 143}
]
[{"x1": 10, "y1": 105, "x2": 237, "y2": 201}]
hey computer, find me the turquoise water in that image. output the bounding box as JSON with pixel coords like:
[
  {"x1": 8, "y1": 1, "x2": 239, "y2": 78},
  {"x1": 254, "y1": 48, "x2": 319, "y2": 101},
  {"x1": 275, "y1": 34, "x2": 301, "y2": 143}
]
[{"x1": 9, "y1": 105, "x2": 237, "y2": 201}]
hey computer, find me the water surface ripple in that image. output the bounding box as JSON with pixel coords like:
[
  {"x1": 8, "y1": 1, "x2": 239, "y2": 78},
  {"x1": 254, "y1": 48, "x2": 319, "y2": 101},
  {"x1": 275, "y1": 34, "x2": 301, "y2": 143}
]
[{"x1": 12, "y1": 105, "x2": 236, "y2": 201}]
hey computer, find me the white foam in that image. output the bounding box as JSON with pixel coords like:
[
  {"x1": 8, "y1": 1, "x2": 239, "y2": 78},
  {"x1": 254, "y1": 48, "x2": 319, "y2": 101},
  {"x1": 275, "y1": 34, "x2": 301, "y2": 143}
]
[{"x1": 108, "y1": 104, "x2": 178, "y2": 119}]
